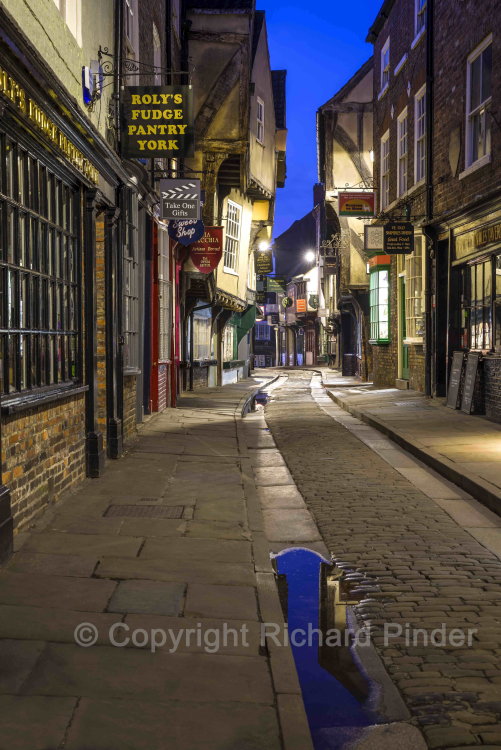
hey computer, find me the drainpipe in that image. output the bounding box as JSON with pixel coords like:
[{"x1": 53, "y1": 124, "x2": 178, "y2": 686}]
[
  {"x1": 423, "y1": 0, "x2": 434, "y2": 397},
  {"x1": 113, "y1": 0, "x2": 123, "y2": 154}
]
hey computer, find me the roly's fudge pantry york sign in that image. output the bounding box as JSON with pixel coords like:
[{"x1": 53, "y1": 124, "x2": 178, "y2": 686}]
[{"x1": 122, "y1": 86, "x2": 194, "y2": 158}]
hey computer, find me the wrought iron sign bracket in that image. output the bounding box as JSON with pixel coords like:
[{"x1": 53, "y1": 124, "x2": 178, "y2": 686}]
[{"x1": 97, "y1": 46, "x2": 192, "y2": 84}]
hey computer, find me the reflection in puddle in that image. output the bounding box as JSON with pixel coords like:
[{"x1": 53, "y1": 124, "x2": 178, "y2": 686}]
[
  {"x1": 273, "y1": 548, "x2": 377, "y2": 750},
  {"x1": 254, "y1": 391, "x2": 270, "y2": 406}
]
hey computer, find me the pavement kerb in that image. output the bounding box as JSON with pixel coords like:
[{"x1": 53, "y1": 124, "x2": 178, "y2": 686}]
[
  {"x1": 325, "y1": 388, "x2": 501, "y2": 518},
  {"x1": 238, "y1": 373, "x2": 281, "y2": 418}
]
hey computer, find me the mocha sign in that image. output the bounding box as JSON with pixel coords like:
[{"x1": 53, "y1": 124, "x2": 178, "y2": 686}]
[{"x1": 122, "y1": 86, "x2": 194, "y2": 158}]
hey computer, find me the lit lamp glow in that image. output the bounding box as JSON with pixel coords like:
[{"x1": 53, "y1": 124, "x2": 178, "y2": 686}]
[
  {"x1": 304, "y1": 250, "x2": 315, "y2": 263},
  {"x1": 259, "y1": 241, "x2": 270, "y2": 252}
]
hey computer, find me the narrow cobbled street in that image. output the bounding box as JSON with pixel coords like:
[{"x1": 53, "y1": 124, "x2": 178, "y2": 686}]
[{"x1": 264, "y1": 371, "x2": 501, "y2": 749}]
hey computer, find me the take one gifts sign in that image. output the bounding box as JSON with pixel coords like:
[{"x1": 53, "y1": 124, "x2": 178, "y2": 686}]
[
  {"x1": 168, "y1": 219, "x2": 205, "y2": 246},
  {"x1": 188, "y1": 227, "x2": 223, "y2": 274}
]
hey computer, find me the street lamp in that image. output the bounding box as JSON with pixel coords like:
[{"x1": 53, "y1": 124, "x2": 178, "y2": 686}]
[
  {"x1": 259, "y1": 240, "x2": 270, "y2": 252},
  {"x1": 304, "y1": 249, "x2": 315, "y2": 263}
]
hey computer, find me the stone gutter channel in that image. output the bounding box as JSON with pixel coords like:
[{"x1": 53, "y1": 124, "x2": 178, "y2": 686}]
[{"x1": 249, "y1": 371, "x2": 427, "y2": 750}]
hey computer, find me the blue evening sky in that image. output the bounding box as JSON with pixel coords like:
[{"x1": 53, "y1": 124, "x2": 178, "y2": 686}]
[{"x1": 258, "y1": 0, "x2": 382, "y2": 238}]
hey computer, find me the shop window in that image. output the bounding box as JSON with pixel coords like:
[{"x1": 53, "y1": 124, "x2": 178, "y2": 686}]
[
  {"x1": 193, "y1": 308, "x2": 212, "y2": 361},
  {"x1": 158, "y1": 228, "x2": 172, "y2": 362},
  {"x1": 223, "y1": 323, "x2": 235, "y2": 361},
  {"x1": 123, "y1": 190, "x2": 140, "y2": 371},
  {"x1": 405, "y1": 236, "x2": 425, "y2": 340},
  {"x1": 414, "y1": 86, "x2": 426, "y2": 183},
  {"x1": 397, "y1": 109, "x2": 408, "y2": 197},
  {"x1": 256, "y1": 98, "x2": 265, "y2": 144},
  {"x1": 466, "y1": 36, "x2": 492, "y2": 168},
  {"x1": 255, "y1": 322, "x2": 270, "y2": 341},
  {"x1": 224, "y1": 200, "x2": 241, "y2": 271},
  {"x1": 380, "y1": 131, "x2": 390, "y2": 209},
  {"x1": 0, "y1": 133, "x2": 80, "y2": 395},
  {"x1": 369, "y1": 267, "x2": 390, "y2": 344},
  {"x1": 495, "y1": 255, "x2": 501, "y2": 351},
  {"x1": 465, "y1": 260, "x2": 492, "y2": 351}
]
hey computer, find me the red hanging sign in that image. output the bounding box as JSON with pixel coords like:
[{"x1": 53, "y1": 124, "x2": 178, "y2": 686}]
[{"x1": 189, "y1": 226, "x2": 223, "y2": 274}]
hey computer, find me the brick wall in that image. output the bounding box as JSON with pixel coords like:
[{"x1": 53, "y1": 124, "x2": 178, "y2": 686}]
[
  {"x1": 192, "y1": 366, "x2": 209, "y2": 390},
  {"x1": 158, "y1": 363, "x2": 167, "y2": 411},
  {"x1": 96, "y1": 216, "x2": 107, "y2": 447},
  {"x1": 123, "y1": 375, "x2": 137, "y2": 445},
  {"x1": 2, "y1": 394, "x2": 86, "y2": 529},
  {"x1": 433, "y1": 1, "x2": 501, "y2": 218},
  {"x1": 372, "y1": 0, "x2": 427, "y2": 220},
  {"x1": 409, "y1": 344, "x2": 425, "y2": 392}
]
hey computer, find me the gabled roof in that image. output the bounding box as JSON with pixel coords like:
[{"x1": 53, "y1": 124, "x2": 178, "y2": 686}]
[
  {"x1": 317, "y1": 57, "x2": 373, "y2": 112},
  {"x1": 272, "y1": 70, "x2": 287, "y2": 129},
  {"x1": 366, "y1": 0, "x2": 397, "y2": 42},
  {"x1": 252, "y1": 10, "x2": 265, "y2": 63}
]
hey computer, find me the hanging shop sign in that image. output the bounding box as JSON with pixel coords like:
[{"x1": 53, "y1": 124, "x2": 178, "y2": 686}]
[
  {"x1": 309, "y1": 295, "x2": 319, "y2": 309},
  {"x1": 296, "y1": 299, "x2": 307, "y2": 313},
  {"x1": 364, "y1": 225, "x2": 385, "y2": 255},
  {"x1": 0, "y1": 64, "x2": 99, "y2": 184},
  {"x1": 160, "y1": 179, "x2": 200, "y2": 221},
  {"x1": 254, "y1": 250, "x2": 274, "y2": 275},
  {"x1": 281, "y1": 296, "x2": 293, "y2": 308},
  {"x1": 121, "y1": 85, "x2": 194, "y2": 158},
  {"x1": 267, "y1": 277, "x2": 286, "y2": 293},
  {"x1": 256, "y1": 291, "x2": 266, "y2": 304},
  {"x1": 384, "y1": 222, "x2": 414, "y2": 254},
  {"x1": 324, "y1": 255, "x2": 337, "y2": 274},
  {"x1": 268, "y1": 313, "x2": 279, "y2": 325},
  {"x1": 168, "y1": 219, "x2": 205, "y2": 246},
  {"x1": 339, "y1": 192, "x2": 375, "y2": 217},
  {"x1": 189, "y1": 226, "x2": 223, "y2": 274}
]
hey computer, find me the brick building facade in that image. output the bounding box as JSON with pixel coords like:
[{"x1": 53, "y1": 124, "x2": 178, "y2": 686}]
[{"x1": 367, "y1": 0, "x2": 429, "y2": 392}]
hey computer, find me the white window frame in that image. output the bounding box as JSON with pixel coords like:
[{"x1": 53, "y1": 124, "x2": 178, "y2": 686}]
[
  {"x1": 380, "y1": 130, "x2": 390, "y2": 210},
  {"x1": 465, "y1": 34, "x2": 492, "y2": 170},
  {"x1": 397, "y1": 108, "x2": 408, "y2": 197},
  {"x1": 256, "y1": 97, "x2": 265, "y2": 144},
  {"x1": 153, "y1": 23, "x2": 162, "y2": 85},
  {"x1": 414, "y1": 85, "x2": 426, "y2": 184},
  {"x1": 125, "y1": 0, "x2": 139, "y2": 67},
  {"x1": 415, "y1": 0, "x2": 427, "y2": 36},
  {"x1": 223, "y1": 200, "x2": 242, "y2": 272},
  {"x1": 53, "y1": 0, "x2": 82, "y2": 45},
  {"x1": 404, "y1": 235, "x2": 426, "y2": 342},
  {"x1": 380, "y1": 38, "x2": 390, "y2": 94}
]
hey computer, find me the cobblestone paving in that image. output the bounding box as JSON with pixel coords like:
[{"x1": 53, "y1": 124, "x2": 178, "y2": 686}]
[{"x1": 265, "y1": 372, "x2": 501, "y2": 749}]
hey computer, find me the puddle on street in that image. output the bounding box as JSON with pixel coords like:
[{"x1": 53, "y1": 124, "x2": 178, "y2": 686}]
[
  {"x1": 273, "y1": 548, "x2": 378, "y2": 750},
  {"x1": 254, "y1": 391, "x2": 270, "y2": 406}
]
